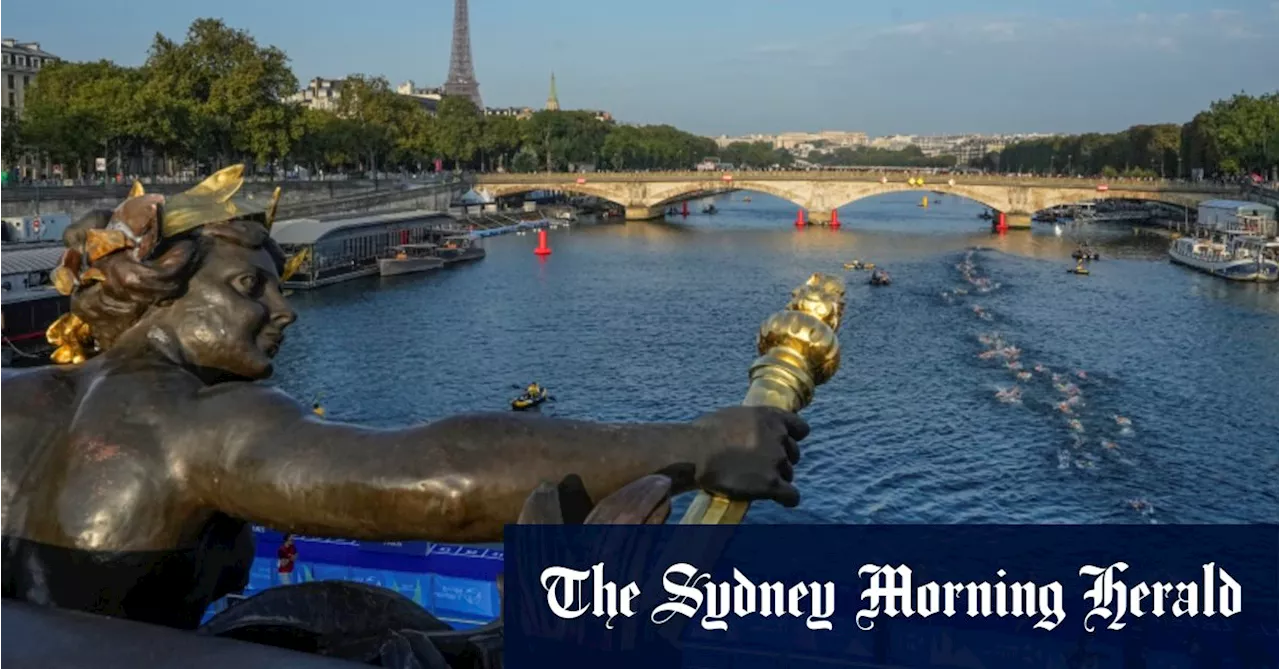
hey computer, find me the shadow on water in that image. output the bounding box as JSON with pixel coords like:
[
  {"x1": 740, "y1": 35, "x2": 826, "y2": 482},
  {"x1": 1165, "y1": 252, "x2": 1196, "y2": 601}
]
[{"x1": 274, "y1": 190, "x2": 1278, "y2": 525}]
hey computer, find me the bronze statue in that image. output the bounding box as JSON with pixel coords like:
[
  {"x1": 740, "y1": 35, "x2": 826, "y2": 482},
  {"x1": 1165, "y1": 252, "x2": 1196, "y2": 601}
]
[{"x1": 0, "y1": 167, "x2": 809, "y2": 641}]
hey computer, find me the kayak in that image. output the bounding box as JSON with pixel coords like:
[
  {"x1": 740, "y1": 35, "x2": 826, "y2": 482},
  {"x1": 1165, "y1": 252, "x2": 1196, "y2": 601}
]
[
  {"x1": 1069, "y1": 267, "x2": 1090, "y2": 275},
  {"x1": 511, "y1": 389, "x2": 550, "y2": 411}
]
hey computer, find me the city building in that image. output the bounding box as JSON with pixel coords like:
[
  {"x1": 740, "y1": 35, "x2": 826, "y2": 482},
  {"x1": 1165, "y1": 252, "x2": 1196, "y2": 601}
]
[
  {"x1": 2, "y1": 38, "x2": 57, "y2": 114},
  {"x1": 287, "y1": 77, "x2": 344, "y2": 112},
  {"x1": 545, "y1": 73, "x2": 560, "y2": 111},
  {"x1": 953, "y1": 138, "x2": 1007, "y2": 166},
  {"x1": 2, "y1": 38, "x2": 60, "y2": 178},
  {"x1": 484, "y1": 106, "x2": 534, "y2": 120},
  {"x1": 397, "y1": 80, "x2": 443, "y2": 101}
]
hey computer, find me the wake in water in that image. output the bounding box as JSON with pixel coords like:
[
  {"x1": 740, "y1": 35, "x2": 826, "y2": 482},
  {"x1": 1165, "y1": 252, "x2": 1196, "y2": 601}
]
[{"x1": 944, "y1": 248, "x2": 1153, "y2": 521}]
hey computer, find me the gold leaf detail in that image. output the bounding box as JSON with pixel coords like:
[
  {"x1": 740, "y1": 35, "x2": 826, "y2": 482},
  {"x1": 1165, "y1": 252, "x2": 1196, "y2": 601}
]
[
  {"x1": 46, "y1": 313, "x2": 91, "y2": 365},
  {"x1": 52, "y1": 266, "x2": 78, "y2": 296},
  {"x1": 86, "y1": 229, "x2": 131, "y2": 262},
  {"x1": 265, "y1": 186, "x2": 282, "y2": 230},
  {"x1": 183, "y1": 165, "x2": 245, "y2": 203},
  {"x1": 281, "y1": 247, "x2": 310, "y2": 283}
]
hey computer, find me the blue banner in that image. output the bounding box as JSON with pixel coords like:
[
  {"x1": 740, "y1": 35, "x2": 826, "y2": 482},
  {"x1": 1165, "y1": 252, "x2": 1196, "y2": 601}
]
[{"x1": 504, "y1": 525, "x2": 1276, "y2": 668}]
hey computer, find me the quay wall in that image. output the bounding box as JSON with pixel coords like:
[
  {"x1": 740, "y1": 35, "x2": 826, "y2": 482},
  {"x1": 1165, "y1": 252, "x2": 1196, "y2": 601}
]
[{"x1": 0, "y1": 180, "x2": 419, "y2": 221}]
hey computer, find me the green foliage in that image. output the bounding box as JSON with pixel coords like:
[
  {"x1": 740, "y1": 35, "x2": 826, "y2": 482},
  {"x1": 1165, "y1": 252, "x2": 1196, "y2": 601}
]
[
  {"x1": 717, "y1": 141, "x2": 795, "y2": 168},
  {"x1": 435, "y1": 96, "x2": 484, "y2": 168},
  {"x1": 1, "y1": 107, "x2": 22, "y2": 166},
  {"x1": 994, "y1": 92, "x2": 1277, "y2": 178},
  {"x1": 602, "y1": 124, "x2": 717, "y2": 170},
  {"x1": 805, "y1": 145, "x2": 955, "y2": 168}
]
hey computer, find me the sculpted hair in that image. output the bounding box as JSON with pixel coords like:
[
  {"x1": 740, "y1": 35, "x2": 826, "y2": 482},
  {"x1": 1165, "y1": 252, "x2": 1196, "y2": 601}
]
[{"x1": 68, "y1": 213, "x2": 286, "y2": 350}]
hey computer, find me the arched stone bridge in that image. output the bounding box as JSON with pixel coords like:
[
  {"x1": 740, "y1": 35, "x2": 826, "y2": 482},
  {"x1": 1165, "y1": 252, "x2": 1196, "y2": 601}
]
[{"x1": 473, "y1": 171, "x2": 1242, "y2": 227}]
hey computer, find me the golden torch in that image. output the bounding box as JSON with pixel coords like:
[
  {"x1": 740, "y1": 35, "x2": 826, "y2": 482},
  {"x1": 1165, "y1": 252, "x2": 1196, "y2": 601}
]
[{"x1": 680, "y1": 272, "x2": 847, "y2": 525}]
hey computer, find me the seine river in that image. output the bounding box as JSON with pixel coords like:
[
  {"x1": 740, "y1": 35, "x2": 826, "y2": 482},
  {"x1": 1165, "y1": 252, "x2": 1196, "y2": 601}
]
[{"x1": 274, "y1": 192, "x2": 1279, "y2": 526}]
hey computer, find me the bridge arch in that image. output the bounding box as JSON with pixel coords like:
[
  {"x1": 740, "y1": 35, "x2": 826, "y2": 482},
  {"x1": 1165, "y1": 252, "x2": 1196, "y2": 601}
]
[
  {"x1": 647, "y1": 181, "x2": 811, "y2": 210},
  {"x1": 474, "y1": 183, "x2": 632, "y2": 209}
]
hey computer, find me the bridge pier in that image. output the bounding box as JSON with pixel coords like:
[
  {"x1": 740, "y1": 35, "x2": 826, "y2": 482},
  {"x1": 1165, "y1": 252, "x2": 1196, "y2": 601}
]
[
  {"x1": 625, "y1": 205, "x2": 664, "y2": 221},
  {"x1": 1005, "y1": 213, "x2": 1032, "y2": 229},
  {"x1": 808, "y1": 209, "x2": 832, "y2": 226}
]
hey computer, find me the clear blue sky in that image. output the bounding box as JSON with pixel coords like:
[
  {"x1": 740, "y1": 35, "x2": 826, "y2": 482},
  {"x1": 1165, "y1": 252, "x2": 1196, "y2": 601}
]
[{"x1": 6, "y1": 0, "x2": 1277, "y2": 136}]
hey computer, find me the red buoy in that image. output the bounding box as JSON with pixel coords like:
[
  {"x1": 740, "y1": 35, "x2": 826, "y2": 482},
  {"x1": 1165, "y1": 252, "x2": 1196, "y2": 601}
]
[
  {"x1": 534, "y1": 229, "x2": 552, "y2": 256},
  {"x1": 795, "y1": 208, "x2": 806, "y2": 228},
  {"x1": 995, "y1": 211, "x2": 1008, "y2": 233},
  {"x1": 829, "y1": 209, "x2": 840, "y2": 229}
]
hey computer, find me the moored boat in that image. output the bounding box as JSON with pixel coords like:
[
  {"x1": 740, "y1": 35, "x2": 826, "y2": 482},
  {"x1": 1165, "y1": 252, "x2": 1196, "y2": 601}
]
[
  {"x1": 436, "y1": 236, "x2": 487, "y2": 265},
  {"x1": 2, "y1": 244, "x2": 71, "y2": 360},
  {"x1": 1168, "y1": 232, "x2": 1278, "y2": 282},
  {"x1": 378, "y1": 243, "x2": 445, "y2": 277}
]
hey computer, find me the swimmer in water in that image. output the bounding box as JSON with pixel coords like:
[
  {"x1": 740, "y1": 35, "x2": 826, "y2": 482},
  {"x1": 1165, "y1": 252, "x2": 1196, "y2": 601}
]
[
  {"x1": 1016, "y1": 371, "x2": 1032, "y2": 381},
  {"x1": 1076, "y1": 370, "x2": 1088, "y2": 380},
  {"x1": 1034, "y1": 363, "x2": 1047, "y2": 374},
  {"x1": 1114, "y1": 415, "x2": 1132, "y2": 426},
  {"x1": 1066, "y1": 394, "x2": 1083, "y2": 407},
  {"x1": 1127, "y1": 498, "x2": 1153, "y2": 514},
  {"x1": 1067, "y1": 418, "x2": 1084, "y2": 432},
  {"x1": 1056, "y1": 401, "x2": 1073, "y2": 414},
  {"x1": 995, "y1": 386, "x2": 1023, "y2": 403},
  {"x1": 1005, "y1": 360, "x2": 1022, "y2": 370},
  {"x1": 1051, "y1": 373, "x2": 1064, "y2": 384},
  {"x1": 1101, "y1": 439, "x2": 1119, "y2": 450},
  {"x1": 1063, "y1": 383, "x2": 1080, "y2": 396}
]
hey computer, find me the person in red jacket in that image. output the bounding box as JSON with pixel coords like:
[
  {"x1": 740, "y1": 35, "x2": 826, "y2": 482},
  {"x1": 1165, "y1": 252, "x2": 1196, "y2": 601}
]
[{"x1": 276, "y1": 535, "x2": 297, "y2": 585}]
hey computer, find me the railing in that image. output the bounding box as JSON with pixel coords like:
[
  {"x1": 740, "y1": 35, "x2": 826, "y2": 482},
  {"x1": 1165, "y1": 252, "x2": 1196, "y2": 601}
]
[
  {"x1": 1, "y1": 174, "x2": 463, "y2": 202},
  {"x1": 473, "y1": 171, "x2": 1242, "y2": 193}
]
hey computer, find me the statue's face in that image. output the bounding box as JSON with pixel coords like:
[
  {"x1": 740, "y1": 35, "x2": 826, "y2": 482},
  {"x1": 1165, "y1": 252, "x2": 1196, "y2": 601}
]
[{"x1": 155, "y1": 240, "x2": 295, "y2": 380}]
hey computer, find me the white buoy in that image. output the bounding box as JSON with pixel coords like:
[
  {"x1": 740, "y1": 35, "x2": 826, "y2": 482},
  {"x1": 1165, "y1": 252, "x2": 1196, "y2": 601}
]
[{"x1": 1054, "y1": 224, "x2": 1063, "y2": 237}]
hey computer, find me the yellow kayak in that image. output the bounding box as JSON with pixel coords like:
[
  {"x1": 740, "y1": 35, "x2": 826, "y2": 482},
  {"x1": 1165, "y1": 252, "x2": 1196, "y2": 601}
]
[{"x1": 511, "y1": 389, "x2": 550, "y2": 411}]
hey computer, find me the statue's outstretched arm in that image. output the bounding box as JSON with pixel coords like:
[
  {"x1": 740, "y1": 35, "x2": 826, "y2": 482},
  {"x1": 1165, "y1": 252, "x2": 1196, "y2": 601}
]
[{"x1": 183, "y1": 384, "x2": 717, "y2": 543}]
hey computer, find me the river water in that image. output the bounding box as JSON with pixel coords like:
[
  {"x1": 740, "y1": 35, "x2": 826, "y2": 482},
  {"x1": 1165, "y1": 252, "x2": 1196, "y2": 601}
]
[{"x1": 274, "y1": 191, "x2": 1279, "y2": 526}]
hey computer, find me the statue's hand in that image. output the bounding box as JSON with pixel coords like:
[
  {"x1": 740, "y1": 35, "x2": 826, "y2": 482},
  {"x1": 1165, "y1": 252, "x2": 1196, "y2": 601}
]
[{"x1": 692, "y1": 406, "x2": 808, "y2": 507}]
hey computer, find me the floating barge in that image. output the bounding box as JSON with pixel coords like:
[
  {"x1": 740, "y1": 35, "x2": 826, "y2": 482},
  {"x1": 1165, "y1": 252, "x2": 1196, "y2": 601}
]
[
  {"x1": 1, "y1": 244, "x2": 71, "y2": 362},
  {"x1": 271, "y1": 210, "x2": 468, "y2": 290}
]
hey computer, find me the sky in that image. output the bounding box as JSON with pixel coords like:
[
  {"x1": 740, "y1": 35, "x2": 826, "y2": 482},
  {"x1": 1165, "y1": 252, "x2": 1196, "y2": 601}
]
[{"x1": 5, "y1": 0, "x2": 1277, "y2": 136}]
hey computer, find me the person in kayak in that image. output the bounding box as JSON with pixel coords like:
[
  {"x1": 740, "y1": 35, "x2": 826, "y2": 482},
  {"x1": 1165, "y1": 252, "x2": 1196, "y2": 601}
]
[{"x1": 525, "y1": 381, "x2": 542, "y2": 398}]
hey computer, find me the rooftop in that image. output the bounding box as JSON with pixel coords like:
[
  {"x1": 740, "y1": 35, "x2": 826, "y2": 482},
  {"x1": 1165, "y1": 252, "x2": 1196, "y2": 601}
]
[
  {"x1": 1, "y1": 38, "x2": 58, "y2": 59},
  {"x1": 270, "y1": 210, "x2": 455, "y2": 246},
  {"x1": 1, "y1": 245, "x2": 64, "y2": 276}
]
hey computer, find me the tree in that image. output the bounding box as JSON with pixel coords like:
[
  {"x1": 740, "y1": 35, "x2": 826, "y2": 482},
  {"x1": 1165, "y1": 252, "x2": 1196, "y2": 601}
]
[
  {"x1": 1, "y1": 107, "x2": 22, "y2": 168},
  {"x1": 143, "y1": 18, "x2": 299, "y2": 170},
  {"x1": 435, "y1": 96, "x2": 483, "y2": 169},
  {"x1": 481, "y1": 115, "x2": 524, "y2": 171}
]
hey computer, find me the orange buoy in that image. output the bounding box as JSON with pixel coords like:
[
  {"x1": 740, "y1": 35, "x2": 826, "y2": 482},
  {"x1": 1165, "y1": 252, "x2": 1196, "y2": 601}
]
[
  {"x1": 534, "y1": 228, "x2": 552, "y2": 256},
  {"x1": 795, "y1": 208, "x2": 806, "y2": 228},
  {"x1": 830, "y1": 209, "x2": 840, "y2": 229}
]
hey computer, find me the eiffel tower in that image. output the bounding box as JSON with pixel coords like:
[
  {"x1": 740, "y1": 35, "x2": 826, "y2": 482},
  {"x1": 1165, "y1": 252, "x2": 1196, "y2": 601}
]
[{"x1": 442, "y1": 0, "x2": 483, "y2": 108}]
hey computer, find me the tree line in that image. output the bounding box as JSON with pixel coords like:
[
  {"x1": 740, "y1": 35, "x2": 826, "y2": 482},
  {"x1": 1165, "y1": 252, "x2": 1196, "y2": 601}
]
[
  {"x1": 0, "y1": 19, "x2": 723, "y2": 179},
  {"x1": 977, "y1": 93, "x2": 1278, "y2": 179}
]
